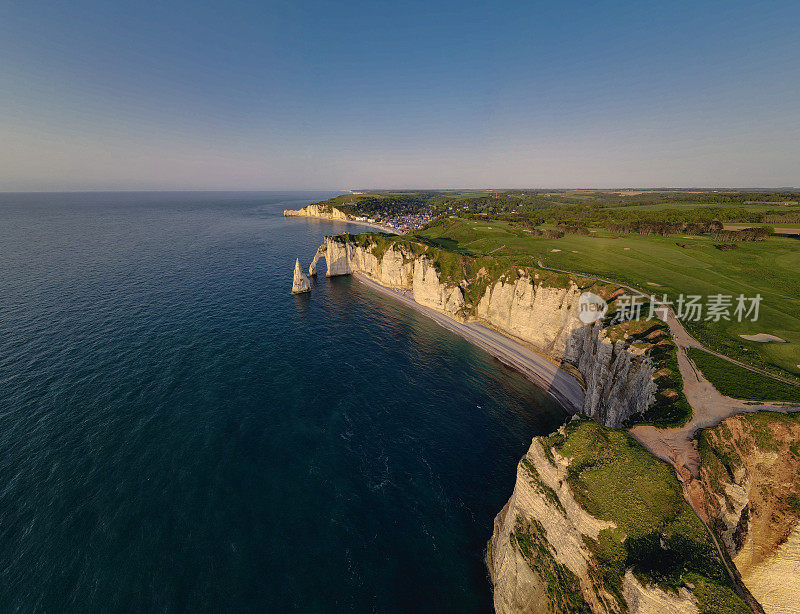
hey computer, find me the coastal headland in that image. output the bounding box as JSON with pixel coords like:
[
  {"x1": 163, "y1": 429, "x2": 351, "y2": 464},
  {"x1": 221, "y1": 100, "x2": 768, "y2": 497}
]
[
  {"x1": 289, "y1": 190, "x2": 800, "y2": 614},
  {"x1": 283, "y1": 202, "x2": 406, "y2": 235}
]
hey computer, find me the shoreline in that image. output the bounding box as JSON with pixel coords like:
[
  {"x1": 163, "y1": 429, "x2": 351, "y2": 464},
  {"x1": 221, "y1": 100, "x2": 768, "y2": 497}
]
[
  {"x1": 284, "y1": 212, "x2": 405, "y2": 235},
  {"x1": 350, "y1": 272, "x2": 585, "y2": 414}
]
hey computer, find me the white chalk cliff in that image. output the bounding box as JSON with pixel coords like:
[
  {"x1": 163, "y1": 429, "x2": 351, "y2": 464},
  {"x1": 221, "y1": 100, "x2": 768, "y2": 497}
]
[
  {"x1": 283, "y1": 203, "x2": 351, "y2": 221},
  {"x1": 291, "y1": 258, "x2": 311, "y2": 294},
  {"x1": 487, "y1": 434, "x2": 702, "y2": 614},
  {"x1": 308, "y1": 234, "x2": 756, "y2": 614},
  {"x1": 315, "y1": 235, "x2": 656, "y2": 427}
]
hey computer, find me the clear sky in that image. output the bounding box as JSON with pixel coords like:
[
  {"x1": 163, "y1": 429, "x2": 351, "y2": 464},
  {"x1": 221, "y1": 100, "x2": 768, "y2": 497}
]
[{"x1": 1, "y1": 0, "x2": 798, "y2": 190}]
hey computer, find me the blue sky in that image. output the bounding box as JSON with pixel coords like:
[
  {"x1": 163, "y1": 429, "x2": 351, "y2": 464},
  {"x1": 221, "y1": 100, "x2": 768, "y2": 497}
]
[{"x1": 1, "y1": 0, "x2": 798, "y2": 190}]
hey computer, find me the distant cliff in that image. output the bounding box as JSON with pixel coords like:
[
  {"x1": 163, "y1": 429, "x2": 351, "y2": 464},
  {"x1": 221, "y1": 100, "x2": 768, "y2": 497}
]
[
  {"x1": 283, "y1": 203, "x2": 351, "y2": 221},
  {"x1": 314, "y1": 234, "x2": 663, "y2": 427}
]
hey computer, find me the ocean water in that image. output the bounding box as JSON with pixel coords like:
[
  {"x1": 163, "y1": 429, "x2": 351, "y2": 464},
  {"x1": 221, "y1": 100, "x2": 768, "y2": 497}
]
[{"x1": 0, "y1": 192, "x2": 565, "y2": 612}]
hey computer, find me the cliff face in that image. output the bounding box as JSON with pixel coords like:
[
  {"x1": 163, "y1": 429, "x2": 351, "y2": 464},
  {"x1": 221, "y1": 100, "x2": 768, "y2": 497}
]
[
  {"x1": 698, "y1": 413, "x2": 800, "y2": 614},
  {"x1": 318, "y1": 235, "x2": 655, "y2": 426},
  {"x1": 487, "y1": 421, "x2": 746, "y2": 614},
  {"x1": 488, "y1": 437, "x2": 623, "y2": 614},
  {"x1": 476, "y1": 277, "x2": 656, "y2": 426},
  {"x1": 311, "y1": 234, "x2": 753, "y2": 614},
  {"x1": 283, "y1": 203, "x2": 350, "y2": 221},
  {"x1": 318, "y1": 237, "x2": 467, "y2": 317}
]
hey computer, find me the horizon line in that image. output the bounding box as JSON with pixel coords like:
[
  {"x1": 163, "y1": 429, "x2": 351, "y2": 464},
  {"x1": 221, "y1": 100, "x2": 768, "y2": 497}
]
[{"x1": 0, "y1": 186, "x2": 797, "y2": 194}]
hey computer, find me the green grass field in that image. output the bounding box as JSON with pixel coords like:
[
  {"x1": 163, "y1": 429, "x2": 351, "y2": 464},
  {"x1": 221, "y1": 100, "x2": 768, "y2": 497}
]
[
  {"x1": 547, "y1": 420, "x2": 749, "y2": 614},
  {"x1": 688, "y1": 349, "x2": 800, "y2": 403},
  {"x1": 418, "y1": 218, "x2": 800, "y2": 378}
]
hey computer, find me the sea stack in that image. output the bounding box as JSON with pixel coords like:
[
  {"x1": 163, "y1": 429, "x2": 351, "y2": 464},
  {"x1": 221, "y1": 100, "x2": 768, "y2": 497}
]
[{"x1": 292, "y1": 258, "x2": 311, "y2": 294}]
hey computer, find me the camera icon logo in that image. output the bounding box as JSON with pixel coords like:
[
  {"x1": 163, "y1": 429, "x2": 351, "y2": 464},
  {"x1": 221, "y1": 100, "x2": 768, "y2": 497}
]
[{"x1": 577, "y1": 292, "x2": 608, "y2": 324}]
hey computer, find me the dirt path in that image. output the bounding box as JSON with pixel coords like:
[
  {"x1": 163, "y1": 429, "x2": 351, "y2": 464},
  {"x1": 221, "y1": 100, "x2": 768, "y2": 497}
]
[
  {"x1": 536, "y1": 260, "x2": 800, "y2": 386},
  {"x1": 536, "y1": 261, "x2": 793, "y2": 613},
  {"x1": 629, "y1": 317, "x2": 798, "y2": 477}
]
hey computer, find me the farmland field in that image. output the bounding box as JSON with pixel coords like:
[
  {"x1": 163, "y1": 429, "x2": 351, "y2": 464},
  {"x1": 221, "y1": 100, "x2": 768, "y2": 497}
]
[{"x1": 418, "y1": 218, "x2": 800, "y2": 378}]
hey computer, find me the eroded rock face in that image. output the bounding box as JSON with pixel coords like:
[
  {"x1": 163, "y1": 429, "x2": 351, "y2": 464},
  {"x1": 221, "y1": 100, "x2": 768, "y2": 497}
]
[
  {"x1": 476, "y1": 278, "x2": 586, "y2": 361},
  {"x1": 319, "y1": 235, "x2": 656, "y2": 426},
  {"x1": 321, "y1": 237, "x2": 466, "y2": 319},
  {"x1": 576, "y1": 328, "x2": 657, "y2": 427},
  {"x1": 699, "y1": 414, "x2": 800, "y2": 614},
  {"x1": 291, "y1": 258, "x2": 311, "y2": 294},
  {"x1": 411, "y1": 257, "x2": 466, "y2": 320},
  {"x1": 283, "y1": 203, "x2": 350, "y2": 220},
  {"x1": 309, "y1": 244, "x2": 326, "y2": 277},
  {"x1": 488, "y1": 434, "x2": 700, "y2": 614},
  {"x1": 477, "y1": 278, "x2": 656, "y2": 426},
  {"x1": 324, "y1": 238, "x2": 354, "y2": 277}
]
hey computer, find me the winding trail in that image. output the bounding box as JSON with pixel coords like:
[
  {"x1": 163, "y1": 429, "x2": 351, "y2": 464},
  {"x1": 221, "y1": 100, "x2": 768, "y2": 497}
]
[
  {"x1": 534, "y1": 258, "x2": 800, "y2": 472},
  {"x1": 536, "y1": 260, "x2": 800, "y2": 386}
]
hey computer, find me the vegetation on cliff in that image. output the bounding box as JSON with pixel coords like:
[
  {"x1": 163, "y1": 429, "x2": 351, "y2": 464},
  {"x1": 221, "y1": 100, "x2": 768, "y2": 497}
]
[
  {"x1": 334, "y1": 230, "x2": 607, "y2": 303},
  {"x1": 548, "y1": 419, "x2": 750, "y2": 614},
  {"x1": 332, "y1": 231, "x2": 691, "y2": 427},
  {"x1": 603, "y1": 316, "x2": 691, "y2": 427},
  {"x1": 697, "y1": 413, "x2": 800, "y2": 612},
  {"x1": 510, "y1": 517, "x2": 592, "y2": 613}
]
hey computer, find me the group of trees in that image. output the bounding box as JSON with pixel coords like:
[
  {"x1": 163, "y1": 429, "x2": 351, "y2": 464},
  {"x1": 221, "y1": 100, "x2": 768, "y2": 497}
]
[
  {"x1": 462, "y1": 206, "x2": 789, "y2": 231},
  {"x1": 557, "y1": 223, "x2": 591, "y2": 235},
  {"x1": 763, "y1": 213, "x2": 800, "y2": 223},
  {"x1": 604, "y1": 220, "x2": 723, "y2": 236},
  {"x1": 524, "y1": 228, "x2": 564, "y2": 239},
  {"x1": 311, "y1": 190, "x2": 797, "y2": 242},
  {"x1": 710, "y1": 227, "x2": 771, "y2": 242}
]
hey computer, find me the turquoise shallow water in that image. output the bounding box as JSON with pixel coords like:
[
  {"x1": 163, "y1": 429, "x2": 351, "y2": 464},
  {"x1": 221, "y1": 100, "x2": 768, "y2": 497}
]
[{"x1": 0, "y1": 192, "x2": 565, "y2": 612}]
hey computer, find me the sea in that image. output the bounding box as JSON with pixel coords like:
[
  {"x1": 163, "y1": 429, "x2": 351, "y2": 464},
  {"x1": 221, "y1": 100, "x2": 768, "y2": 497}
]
[{"x1": 0, "y1": 191, "x2": 565, "y2": 612}]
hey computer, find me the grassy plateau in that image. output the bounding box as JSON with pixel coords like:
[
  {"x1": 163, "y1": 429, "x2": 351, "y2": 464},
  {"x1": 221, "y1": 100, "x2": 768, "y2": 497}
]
[{"x1": 418, "y1": 217, "x2": 800, "y2": 380}]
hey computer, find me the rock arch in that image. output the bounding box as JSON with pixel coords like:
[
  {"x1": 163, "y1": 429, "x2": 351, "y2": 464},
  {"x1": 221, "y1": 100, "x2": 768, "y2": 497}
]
[{"x1": 308, "y1": 244, "x2": 326, "y2": 277}]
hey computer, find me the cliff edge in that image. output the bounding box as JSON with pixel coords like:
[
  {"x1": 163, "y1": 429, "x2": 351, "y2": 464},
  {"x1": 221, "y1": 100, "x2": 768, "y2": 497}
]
[
  {"x1": 488, "y1": 419, "x2": 749, "y2": 613},
  {"x1": 698, "y1": 413, "x2": 800, "y2": 614},
  {"x1": 313, "y1": 233, "x2": 682, "y2": 428}
]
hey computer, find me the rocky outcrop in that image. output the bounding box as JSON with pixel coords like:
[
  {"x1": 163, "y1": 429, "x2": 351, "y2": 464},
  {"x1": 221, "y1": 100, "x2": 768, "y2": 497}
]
[
  {"x1": 283, "y1": 203, "x2": 350, "y2": 221},
  {"x1": 309, "y1": 245, "x2": 326, "y2": 277},
  {"x1": 317, "y1": 235, "x2": 656, "y2": 426},
  {"x1": 487, "y1": 422, "x2": 727, "y2": 613},
  {"x1": 319, "y1": 236, "x2": 468, "y2": 318},
  {"x1": 698, "y1": 413, "x2": 800, "y2": 614},
  {"x1": 476, "y1": 277, "x2": 656, "y2": 426},
  {"x1": 291, "y1": 258, "x2": 311, "y2": 294},
  {"x1": 488, "y1": 437, "x2": 621, "y2": 614}
]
